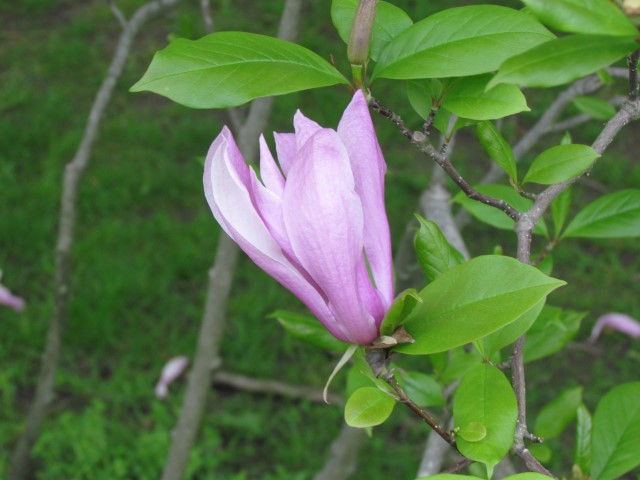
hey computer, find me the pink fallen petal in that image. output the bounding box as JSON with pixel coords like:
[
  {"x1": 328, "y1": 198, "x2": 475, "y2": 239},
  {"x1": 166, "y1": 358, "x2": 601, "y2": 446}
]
[
  {"x1": 155, "y1": 356, "x2": 189, "y2": 400},
  {"x1": 0, "y1": 283, "x2": 26, "y2": 312},
  {"x1": 590, "y1": 312, "x2": 640, "y2": 343}
]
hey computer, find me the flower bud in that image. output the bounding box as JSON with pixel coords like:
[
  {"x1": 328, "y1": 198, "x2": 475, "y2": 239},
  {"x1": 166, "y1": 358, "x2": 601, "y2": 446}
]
[{"x1": 347, "y1": 0, "x2": 377, "y2": 67}]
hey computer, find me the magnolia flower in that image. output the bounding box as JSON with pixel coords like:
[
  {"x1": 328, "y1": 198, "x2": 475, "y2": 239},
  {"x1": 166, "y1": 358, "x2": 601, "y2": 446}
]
[
  {"x1": 0, "y1": 282, "x2": 25, "y2": 312},
  {"x1": 203, "y1": 91, "x2": 393, "y2": 345},
  {"x1": 155, "y1": 356, "x2": 189, "y2": 399},
  {"x1": 590, "y1": 312, "x2": 640, "y2": 343}
]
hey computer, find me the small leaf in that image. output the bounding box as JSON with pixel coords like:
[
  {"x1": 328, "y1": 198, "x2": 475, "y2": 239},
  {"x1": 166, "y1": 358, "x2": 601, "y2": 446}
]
[
  {"x1": 379, "y1": 288, "x2": 422, "y2": 336},
  {"x1": 524, "y1": 305, "x2": 585, "y2": 362},
  {"x1": 271, "y1": 310, "x2": 348, "y2": 351},
  {"x1": 551, "y1": 186, "x2": 573, "y2": 237},
  {"x1": 441, "y1": 347, "x2": 483, "y2": 385},
  {"x1": 331, "y1": 0, "x2": 413, "y2": 61},
  {"x1": 131, "y1": 32, "x2": 348, "y2": 108},
  {"x1": 397, "y1": 371, "x2": 445, "y2": 408},
  {"x1": 396, "y1": 256, "x2": 565, "y2": 355},
  {"x1": 433, "y1": 109, "x2": 476, "y2": 138},
  {"x1": 520, "y1": 0, "x2": 638, "y2": 36},
  {"x1": 477, "y1": 121, "x2": 518, "y2": 181},
  {"x1": 457, "y1": 422, "x2": 487, "y2": 442},
  {"x1": 504, "y1": 474, "x2": 560, "y2": 480},
  {"x1": 560, "y1": 131, "x2": 573, "y2": 144},
  {"x1": 591, "y1": 382, "x2": 640, "y2": 480},
  {"x1": 572, "y1": 96, "x2": 616, "y2": 120},
  {"x1": 414, "y1": 216, "x2": 465, "y2": 283},
  {"x1": 406, "y1": 79, "x2": 442, "y2": 120},
  {"x1": 416, "y1": 476, "x2": 484, "y2": 480},
  {"x1": 489, "y1": 34, "x2": 638, "y2": 89},
  {"x1": 535, "y1": 386, "x2": 583, "y2": 440},
  {"x1": 454, "y1": 364, "x2": 518, "y2": 468},
  {"x1": 575, "y1": 404, "x2": 593, "y2": 475},
  {"x1": 563, "y1": 189, "x2": 640, "y2": 238},
  {"x1": 344, "y1": 387, "x2": 395, "y2": 428},
  {"x1": 442, "y1": 75, "x2": 530, "y2": 121},
  {"x1": 373, "y1": 5, "x2": 553, "y2": 80},
  {"x1": 523, "y1": 144, "x2": 599, "y2": 185}
]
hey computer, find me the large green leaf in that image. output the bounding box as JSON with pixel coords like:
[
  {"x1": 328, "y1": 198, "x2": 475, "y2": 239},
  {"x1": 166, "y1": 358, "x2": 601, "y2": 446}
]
[
  {"x1": 372, "y1": 5, "x2": 553, "y2": 80},
  {"x1": 480, "y1": 299, "x2": 544, "y2": 357},
  {"x1": 524, "y1": 305, "x2": 585, "y2": 362},
  {"x1": 521, "y1": 0, "x2": 638, "y2": 36},
  {"x1": 523, "y1": 144, "x2": 599, "y2": 185},
  {"x1": 563, "y1": 190, "x2": 640, "y2": 238},
  {"x1": 591, "y1": 382, "x2": 640, "y2": 480},
  {"x1": 476, "y1": 121, "x2": 518, "y2": 181},
  {"x1": 395, "y1": 256, "x2": 565, "y2": 355},
  {"x1": 406, "y1": 79, "x2": 443, "y2": 119},
  {"x1": 344, "y1": 386, "x2": 395, "y2": 428},
  {"x1": 453, "y1": 184, "x2": 549, "y2": 237},
  {"x1": 414, "y1": 216, "x2": 465, "y2": 283},
  {"x1": 271, "y1": 310, "x2": 348, "y2": 352},
  {"x1": 489, "y1": 34, "x2": 638, "y2": 88},
  {"x1": 442, "y1": 75, "x2": 530, "y2": 121},
  {"x1": 131, "y1": 32, "x2": 348, "y2": 108},
  {"x1": 454, "y1": 364, "x2": 518, "y2": 469},
  {"x1": 397, "y1": 371, "x2": 445, "y2": 408},
  {"x1": 551, "y1": 186, "x2": 573, "y2": 237},
  {"x1": 535, "y1": 386, "x2": 583, "y2": 440},
  {"x1": 331, "y1": 0, "x2": 413, "y2": 61}
]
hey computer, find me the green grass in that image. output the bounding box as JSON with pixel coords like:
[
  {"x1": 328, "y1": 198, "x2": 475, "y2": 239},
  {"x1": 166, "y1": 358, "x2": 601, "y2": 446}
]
[{"x1": 1, "y1": 0, "x2": 639, "y2": 478}]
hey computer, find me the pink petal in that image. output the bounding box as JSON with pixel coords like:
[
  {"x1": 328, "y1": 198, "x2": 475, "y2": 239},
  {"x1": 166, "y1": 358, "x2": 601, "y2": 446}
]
[
  {"x1": 590, "y1": 312, "x2": 640, "y2": 342},
  {"x1": 282, "y1": 128, "x2": 378, "y2": 344},
  {"x1": 204, "y1": 127, "x2": 348, "y2": 341},
  {"x1": 0, "y1": 283, "x2": 25, "y2": 312},
  {"x1": 258, "y1": 135, "x2": 284, "y2": 197},
  {"x1": 155, "y1": 356, "x2": 189, "y2": 399},
  {"x1": 273, "y1": 133, "x2": 296, "y2": 177},
  {"x1": 337, "y1": 90, "x2": 394, "y2": 306}
]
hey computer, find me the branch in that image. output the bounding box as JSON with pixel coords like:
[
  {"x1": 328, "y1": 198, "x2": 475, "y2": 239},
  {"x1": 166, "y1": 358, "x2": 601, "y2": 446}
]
[
  {"x1": 313, "y1": 425, "x2": 366, "y2": 480},
  {"x1": 7, "y1": 2, "x2": 181, "y2": 479},
  {"x1": 212, "y1": 370, "x2": 343, "y2": 405},
  {"x1": 629, "y1": 50, "x2": 639, "y2": 100},
  {"x1": 160, "y1": 2, "x2": 303, "y2": 479}
]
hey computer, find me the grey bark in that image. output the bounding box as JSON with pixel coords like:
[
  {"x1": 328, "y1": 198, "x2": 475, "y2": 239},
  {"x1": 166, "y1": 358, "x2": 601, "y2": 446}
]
[
  {"x1": 160, "y1": 2, "x2": 303, "y2": 479},
  {"x1": 313, "y1": 425, "x2": 366, "y2": 480},
  {"x1": 7, "y1": 1, "x2": 181, "y2": 479}
]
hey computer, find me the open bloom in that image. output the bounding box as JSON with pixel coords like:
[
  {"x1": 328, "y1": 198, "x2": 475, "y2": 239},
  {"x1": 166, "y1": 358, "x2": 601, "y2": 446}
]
[
  {"x1": 203, "y1": 91, "x2": 393, "y2": 344},
  {"x1": 0, "y1": 282, "x2": 25, "y2": 312}
]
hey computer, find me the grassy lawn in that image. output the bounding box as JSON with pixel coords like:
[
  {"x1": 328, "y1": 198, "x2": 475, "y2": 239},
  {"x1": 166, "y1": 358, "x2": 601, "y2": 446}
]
[{"x1": 1, "y1": 0, "x2": 639, "y2": 478}]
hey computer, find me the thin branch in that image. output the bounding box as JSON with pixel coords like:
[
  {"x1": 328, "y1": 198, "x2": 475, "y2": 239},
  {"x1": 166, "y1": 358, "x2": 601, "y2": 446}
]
[
  {"x1": 212, "y1": 370, "x2": 343, "y2": 405},
  {"x1": 442, "y1": 459, "x2": 474, "y2": 474},
  {"x1": 381, "y1": 370, "x2": 455, "y2": 446},
  {"x1": 370, "y1": 98, "x2": 521, "y2": 221},
  {"x1": 7, "y1": 1, "x2": 181, "y2": 479},
  {"x1": 313, "y1": 425, "x2": 366, "y2": 480},
  {"x1": 107, "y1": 0, "x2": 127, "y2": 29},
  {"x1": 200, "y1": 0, "x2": 213, "y2": 34}
]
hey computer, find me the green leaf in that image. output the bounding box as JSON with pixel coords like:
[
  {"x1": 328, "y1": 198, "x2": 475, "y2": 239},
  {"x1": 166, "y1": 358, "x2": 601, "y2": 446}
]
[
  {"x1": 131, "y1": 32, "x2": 348, "y2": 108},
  {"x1": 379, "y1": 288, "x2": 422, "y2": 335},
  {"x1": 453, "y1": 184, "x2": 549, "y2": 237},
  {"x1": 535, "y1": 386, "x2": 583, "y2": 440},
  {"x1": 489, "y1": 34, "x2": 638, "y2": 89},
  {"x1": 331, "y1": 0, "x2": 413, "y2": 62},
  {"x1": 477, "y1": 121, "x2": 518, "y2": 181},
  {"x1": 454, "y1": 364, "x2": 518, "y2": 468},
  {"x1": 433, "y1": 109, "x2": 476, "y2": 139},
  {"x1": 373, "y1": 5, "x2": 554, "y2": 80},
  {"x1": 406, "y1": 79, "x2": 442, "y2": 119},
  {"x1": 572, "y1": 96, "x2": 616, "y2": 120},
  {"x1": 523, "y1": 144, "x2": 599, "y2": 185},
  {"x1": 417, "y1": 476, "x2": 484, "y2": 480},
  {"x1": 480, "y1": 299, "x2": 545, "y2": 357},
  {"x1": 563, "y1": 190, "x2": 640, "y2": 238},
  {"x1": 591, "y1": 382, "x2": 640, "y2": 480},
  {"x1": 414, "y1": 216, "x2": 465, "y2": 283},
  {"x1": 575, "y1": 404, "x2": 593, "y2": 475},
  {"x1": 520, "y1": 0, "x2": 638, "y2": 36},
  {"x1": 458, "y1": 422, "x2": 487, "y2": 442},
  {"x1": 271, "y1": 310, "x2": 348, "y2": 352},
  {"x1": 524, "y1": 305, "x2": 585, "y2": 362},
  {"x1": 442, "y1": 75, "x2": 530, "y2": 121},
  {"x1": 397, "y1": 372, "x2": 445, "y2": 408},
  {"x1": 504, "y1": 474, "x2": 559, "y2": 480},
  {"x1": 441, "y1": 347, "x2": 483, "y2": 385},
  {"x1": 344, "y1": 387, "x2": 395, "y2": 428},
  {"x1": 560, "y1": 131, "x2": 573, "y2": 145},
  {"x1": 551, "y1": 186, "x2": 573, "y2": 237},
  {"x1": 395, "y1": 256, "x2": 565, "y2": 355}
]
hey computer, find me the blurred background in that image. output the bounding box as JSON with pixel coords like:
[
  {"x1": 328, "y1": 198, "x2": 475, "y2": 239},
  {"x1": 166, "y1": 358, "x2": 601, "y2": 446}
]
[{"x1": 1, "y1": 0, "x2": 639, "y2": 478}]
